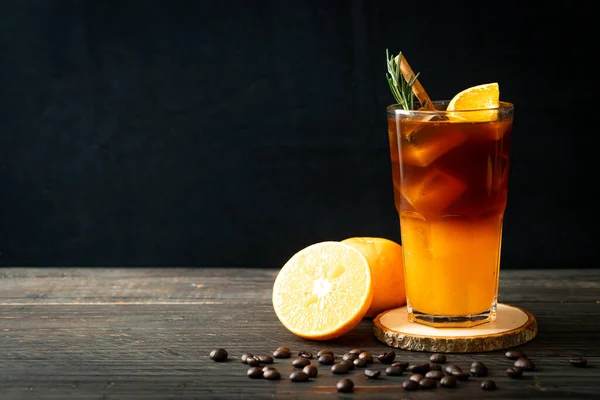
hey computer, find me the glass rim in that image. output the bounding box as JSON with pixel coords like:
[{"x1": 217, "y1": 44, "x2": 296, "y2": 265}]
[{"x1": 387, "y1": 100, "x2": 514, "y2": 115}]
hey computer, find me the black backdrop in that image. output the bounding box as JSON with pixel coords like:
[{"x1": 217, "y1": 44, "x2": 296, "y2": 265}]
[{"x1": 0, "y1": 0, "x2": 596, "y2": 268}]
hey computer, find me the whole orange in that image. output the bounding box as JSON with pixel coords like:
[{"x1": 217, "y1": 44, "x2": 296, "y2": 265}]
[{"x1": 341, "y1": 237, "x2": 406, "y2": 318}]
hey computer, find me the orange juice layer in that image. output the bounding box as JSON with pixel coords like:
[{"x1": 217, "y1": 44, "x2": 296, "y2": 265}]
[{"x1": 400, "y1": 213, "x2": 503, "y2": 316}]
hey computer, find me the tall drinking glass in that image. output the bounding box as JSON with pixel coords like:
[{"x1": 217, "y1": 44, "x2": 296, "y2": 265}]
[{"x1": 387, "y1": 101, "x2": 514, "y2": 327}]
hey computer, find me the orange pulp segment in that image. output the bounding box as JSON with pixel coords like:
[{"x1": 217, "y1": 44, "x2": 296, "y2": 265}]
[
  {"x1": 447, "y1": 82, "x2": 500, "y2": 122},
  {"x1": 272, "y1": 241, "x2": 373, "y2": 340}
]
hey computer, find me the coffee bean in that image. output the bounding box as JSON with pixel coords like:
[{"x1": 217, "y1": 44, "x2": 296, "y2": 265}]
[
  {"x1": 298, "y1": 351, "x2": 313, "y2": 359},
  {"x1": 505, "y1": 349, "x2": 526, "y2": 360},
  {"x1": 336, "y1": 378, "x2": 354, "y2": 393},
  {"x1": 408, "y1": 363, "x2": 430, "y2": 375},
  {"x1": 570, "y1": 357, "x2": 588, "y2": 367},
  {"x1": 429, "y1": 363, "x2": 442, "y2": 371},
  {"x1": 303, "y1": 365, "x2": 318, "y2": 378},
  {"x1": 377, "y1": 351, "x2": 396, "y2": 364},
  {"x1": 409, "y1": 373, "x2": 424, "y2": 382},
  {"x1": 318, "y1": 354, "x2": 334, "y2": 365},
  {"x1": 292, "y1": 357, "x2": 311, "y2": 368},
  {"x1": 317, "y1": 349, "x2": 333, "y2": 357},
  {"x1": 514, "y1": 356, "x2": 535, "y2": 371},
  {"x1": 358, "y1": 351, "x2": 373, "y2": 363},
  {"x1": 453, "y1": 371, "x2": 470, "y2": 381},
  {"x1": 247, "y1": 366, "x2": 263, "y2": 379},
  {"x1": 364, "y1": 369, "x2": 381, "y2": 379},
  {"x1": 331, "y1": 362, "x2": 350, "y2": 374},
  {"x1": 209, "y1": 348, "x2": 228, "y2": 362},
  {"x1": 444, "y1": 364, "x2": 462, "y2": 375},
  {"x1": 385, "y1": 365, "x2": 404, "y2": 376},
  {"x1": 440, "y1": 375, "x2": 457, "y2": 388},
  {"x1": 425, "y1": 370, "x2": 445, "y2": 380},
  {"x1": 289, "y1": 371, "x2": 309, "y2": 382},
  {"x1": 430, "y1": 353, "x2": 447, "y2": 364},
  {"x1": 340, "y1": 359, "x2": 355, "y2": 370},
  {"x1": 506, "y1": 367, "x2": 523, "y2": 379},
  {"x1": 348, "y1": 348, "x2": 362, "y2": 355},
  {"x1": 262, "y1": 366, "x2": 275, "y2": 372},
  {"x1": 470, "y1": 361, "x2": 488, "y2": 377},
  {"x1": 391, "y1": 361, "x2": 409, "y2": 370},
  {"x1": 258, "y1": 355, "x2": 274, "y2": 364},
  {"x1": 241, "y1": 353, "x2": 254, "y2": 364},
  {"x1": 246, "y1": 356, "x2": 261, "y2": 367},
  {"x1": 353, "y1": 357, "x2": 368, "y2": 368},
  {"x1": 273, "y1": 349, "x2": 291, "y2": 359},
  {"x1": 419, "y1": 377, "x2": 437, "y2": 389},
  {"x1": 342, "y1": 352, "x2": 358, "y2": 361},
  {"x1": 263, "y1": 368, "x2": 281, "y2": 380},
  {"x1": 481, "y1": 380, "x2": 497, "y2": 390},
  {"x1": 402, "y1": 379, "x2": 419, "y2": 390}
]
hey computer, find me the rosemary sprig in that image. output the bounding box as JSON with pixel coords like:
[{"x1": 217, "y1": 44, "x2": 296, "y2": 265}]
[{"x1": 386, "y1": 49, "x2": 420, "y2": 110}]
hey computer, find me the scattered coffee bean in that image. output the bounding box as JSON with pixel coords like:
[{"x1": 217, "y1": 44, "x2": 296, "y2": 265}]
[
  {"x1": 289, "y1": 371, "x2": 309, "y2": 382},
  {"x1": 514, "y1": 356, "x2": 535, "y2": 371},
  {"x1": 358, "y1": 351, "x2": 373, "y2": 363},
  {"x1": 303, "y1": 365, "x2": 318, "y2": 378},
  {"x1": 481, "y1": 380, "x2": 497, "y2": 390},
  {"x1": 409, "y1": 373, "x2": 424, "y2": 382},
  {"x1": 340, "y1": 359, "x2": 355, "y2": 370},
  {"x1": 377, "y1": 351, "x2": 396, "y2": 364},
  {"x1": 385, "y1": 365, "x2": 404, "y2": 376},
  {"x1": 470, "y1": 361, "x2": 488, "y2": 377},
  {"x1": 241, "y1": 353, "x2": 254, "y2": 364},
  {"x1": 258, "y1": 355, "x2": 274, "y2": 364},
  {"x1": 444, "y1": 364, "x2": 462, "y2": 375},
  {"x1": 298, "y1": 351, "x2": 313, "y2": 359},
  {"x1": 505, "y1": 349, "x2": 526, "y2": 360},
  {"x1": 391, "y1": 361, "x2": 409, "y2": 370},
  {"x1": 349, "y1": 348, "x2": 363, "y2": 355},
  {"x1": 408, "y1": 363, "x2": 430, "y2": 375},
  {"x1": 292, "y1": 357, "x2": 311, "y2": 368},
  {"x1": 343, "y1": 352, "x2": 358, "y2": 361},
  {"x1": 331, "y1": 362, "x2": 350, "y2": 374},
  {"x1": 353, "y1": 357, "x2": 368, "y2": 368},
  {"x1": 273, "y1": 349, "x2": 291, "y2": 359},
  {"x1": 318, "y1": 354, "x2": 334, "y2": 365},
  {"x1": 425, "y1": 370, "x2": 445, "y2": 380},
  {"x1": 430, "y1": 353, "x2": 447, "y2": 364},
  {"x1": 209, "y1": 348, "x2": 228, "y2": 362},
  {"x1": 262, "y1": 366, "x2": 275, "y2": 372},
  {"x1": 453, "y1": 371, "x2": 470, "y2": 381},
  {"x1": 506, "y1": 367, "x2": 523, "y2": 379},
  {"x1": 429, "y1": 363, "x2": 442, "y2": 371},
  {"x1": 336, "y1": 378, "x2": 354, "y2": 393},
  {"x1": 317, "y1": 349, "x2": 333, "y2": 357},
  {"x1": 364, "y1": 369, "x2": 381, "y2": 379},
  {"x1": 440, "y1": 375, "x2": 457, "y2": 388},
  {"x1": 247, "y1": 366, "x2": 263, "y2": 379},
  {"x1": 419, "y1": 377, "x2": 437, "y2": 389},
  {"x1": 263, "y1": 368, "x2": 281, "y2": 380},
  {"x1": 570, "y1": 357, "x2": 588, "y2": 367},
  {"x1": 246, "y1": 356, "x2": 261, "y2": 367},
  {"x1": 402, "y1": 379, "x2": 419, "y2": 390}
]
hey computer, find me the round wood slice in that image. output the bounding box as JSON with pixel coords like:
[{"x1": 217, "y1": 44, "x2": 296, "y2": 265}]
[{"x1": 373, "y1": 303, "x2": 537, "y2": 353}]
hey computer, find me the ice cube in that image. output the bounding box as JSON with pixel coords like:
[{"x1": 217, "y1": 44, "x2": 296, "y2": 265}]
[
  {"x1": 400, "y1": 125, "x2": 466, "y2": 167},
  {"x1": 400, "y1": 167, "x2": 467, "y2": 214}
]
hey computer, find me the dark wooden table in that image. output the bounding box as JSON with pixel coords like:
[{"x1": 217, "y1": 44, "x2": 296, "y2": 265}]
[{"x1": 1, "y1": 268, "x2": 599, "y2": 399}]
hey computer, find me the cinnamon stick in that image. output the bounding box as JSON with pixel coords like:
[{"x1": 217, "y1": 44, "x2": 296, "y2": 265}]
[{"x1": 395, "y1": 55, "x2": 435, "y2": 110}]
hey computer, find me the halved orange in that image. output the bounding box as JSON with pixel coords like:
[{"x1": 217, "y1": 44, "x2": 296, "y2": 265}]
[
  {"x1": 447, "y1": 82, "x2": 500, "y2": 122},
  {"x1": 341, "y1": 237, "x2": 406, "y2": 318},
  {"x1": 272, "y1": 241, "x2": 373, "y2": 340}
]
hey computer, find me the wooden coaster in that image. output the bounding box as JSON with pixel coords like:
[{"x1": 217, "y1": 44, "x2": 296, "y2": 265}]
[{"x1": 373, "y1": 303, "x2": 537, "y2": 353}]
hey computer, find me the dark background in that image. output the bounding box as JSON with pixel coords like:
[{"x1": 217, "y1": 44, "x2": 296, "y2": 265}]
[{"x1": 0, "y1": 0, "x2": 596, "y2": 268}]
